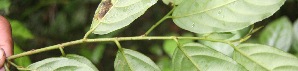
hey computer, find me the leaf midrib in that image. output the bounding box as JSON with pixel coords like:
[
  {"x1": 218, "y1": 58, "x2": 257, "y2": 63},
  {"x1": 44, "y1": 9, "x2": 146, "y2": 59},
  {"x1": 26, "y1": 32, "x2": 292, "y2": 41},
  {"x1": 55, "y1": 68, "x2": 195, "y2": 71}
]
[{"x1": 235, "y1": 47, "x2": 271, "y2": 70}]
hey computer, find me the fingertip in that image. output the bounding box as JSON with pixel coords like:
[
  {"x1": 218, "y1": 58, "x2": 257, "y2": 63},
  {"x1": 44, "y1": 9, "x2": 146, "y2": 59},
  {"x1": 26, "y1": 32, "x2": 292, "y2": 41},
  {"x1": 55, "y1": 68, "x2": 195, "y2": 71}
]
[
  {"x1": 0, "y1": 15, "x2": 13, "y2": 57},
  {"x1": 0, "y1": 16, "x2": 9, "y2": 26},
  {"x1": 0, "y1": 48, "x2": 5, "y2": 68}
]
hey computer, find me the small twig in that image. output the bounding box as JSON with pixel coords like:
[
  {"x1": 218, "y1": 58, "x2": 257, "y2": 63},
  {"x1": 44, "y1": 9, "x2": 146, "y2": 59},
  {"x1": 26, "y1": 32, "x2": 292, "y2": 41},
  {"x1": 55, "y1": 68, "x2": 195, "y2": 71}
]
[
  {"x1": 58, "y1": 45, "x2": 66, "y2": 56},
  {"x1": 114, "y1": 39, "x2": 124, "y2": 52},
  {"x1": 231, "y1": 25, "x2": 263, "y2": 42},
  {"x1": 4, "y1": 62, "x2": 10, "y2": 71},
  {"x1": 143, "y1": 7, "x2": 176, "y2": 36},
  {"x1": 7, "y1": 61, "x2": 31, "y2": 71}
]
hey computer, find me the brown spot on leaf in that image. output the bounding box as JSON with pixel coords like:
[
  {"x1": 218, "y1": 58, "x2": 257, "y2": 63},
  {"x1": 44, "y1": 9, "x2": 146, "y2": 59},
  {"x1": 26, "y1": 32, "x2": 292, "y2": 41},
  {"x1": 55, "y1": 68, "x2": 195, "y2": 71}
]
[{"x1": 95, "y1": 0, "x2": 113, "y2": 20}]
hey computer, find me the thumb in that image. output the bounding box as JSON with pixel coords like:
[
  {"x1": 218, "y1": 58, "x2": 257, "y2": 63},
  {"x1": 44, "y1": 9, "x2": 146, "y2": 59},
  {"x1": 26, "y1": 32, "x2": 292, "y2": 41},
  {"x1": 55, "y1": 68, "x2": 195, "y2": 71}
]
[
  {"x1": 0, "y1": 15, "x2": 13, "y2": 71},
  {"x1": 0, "y1": 49, "x2": 5, "y2": 68}
]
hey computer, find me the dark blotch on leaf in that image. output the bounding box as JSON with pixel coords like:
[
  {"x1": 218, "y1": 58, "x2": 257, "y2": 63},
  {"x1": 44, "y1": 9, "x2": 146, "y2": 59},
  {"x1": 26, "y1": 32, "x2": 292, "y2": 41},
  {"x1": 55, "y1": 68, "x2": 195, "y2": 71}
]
[{"x1": 95, "y1": 0, "x2": 113, "y2": 20}]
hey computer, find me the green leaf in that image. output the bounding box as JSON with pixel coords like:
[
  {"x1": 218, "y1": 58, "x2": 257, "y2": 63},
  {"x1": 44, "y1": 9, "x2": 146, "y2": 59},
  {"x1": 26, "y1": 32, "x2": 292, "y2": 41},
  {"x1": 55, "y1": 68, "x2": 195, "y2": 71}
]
[
  {"x1": 91, "y1": 0, "x2": 157, "y2": 35},
  {"x1": 149, "y1": 44, "x2": 163, "y2": 56},
  {"x1": 79, "y1": 44, "x2": 105, "y2": 64},
  {"x1": 172, "y1": 0, "x2": 285, "y2": 34},
  {"x1": 0, "y1": 0, "x2": 10, "y2": 14},
  {"x1": 199, "y1": 26, "x2": 251, "y2": 56},
  {"x1": 114, "y1": 48, "x2": 161, "y2": 71},
  {"x1": 259, "y1": 17, "x2": 293, "y2": 51},
  {"x1": 162, "y1": 0, "x2": 183, "y2": 5},
  {"x1": 91, "y1": 45, "x2": 105, "y2": 64},
  {"x1": 49, "y1": 12, "x2": 69, "y2": 35},
  {"x1": 234, "y1": 43, "x2": 298, "y2": 71},
  {"x1": 163, "y1": 40, "x2": 177, "y2": 57},
  {"x1": 14, "y1": 44, "x2": 32, "y2": 67},
  {"x1": 157, "y1": 57, "x2": 172, "y2": 71},
  {"x1": 163, "y1": 33, "x2": 193, "y2": 57},
  {"x1": 162, "y1": 0, "x2": 172, "y2": 5},
  {"x1": 293, "y1": 19, "x2": 298, "y2": 52},
  {"x1": 79, "y1": 47, "x2": 92, "y2": 59},
  {"x1": 27, "y1": 54, "x2": 98, "y2": 71},
  {"x1": 10, "y1": 20, "x2": 34, "y2": 40},
  {"x1": 172, "y1": 43, "x2": 247, "y2": 71}
]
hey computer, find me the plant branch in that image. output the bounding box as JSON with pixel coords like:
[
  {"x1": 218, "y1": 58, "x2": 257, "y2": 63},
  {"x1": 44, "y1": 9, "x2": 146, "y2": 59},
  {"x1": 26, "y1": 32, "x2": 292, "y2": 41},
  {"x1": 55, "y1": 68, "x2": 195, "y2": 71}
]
[
  {"x1": 143, "y1": 7, "x2": 175, "y2": 36},
  {"x1": 7, "y1": 35, "x2": 235, "y2": 71},
  {"x1": 7, "y1": 36, "x2": 228, "y2": 60},
  {"x1": 7, "y1": 39, "x2": 85, "y2": 60}
]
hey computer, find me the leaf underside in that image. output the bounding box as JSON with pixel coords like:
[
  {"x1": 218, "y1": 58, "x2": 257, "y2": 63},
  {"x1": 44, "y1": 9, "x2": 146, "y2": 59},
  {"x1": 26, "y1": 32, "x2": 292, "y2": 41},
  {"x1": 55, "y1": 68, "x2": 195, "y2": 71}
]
[
  {"x1": 173, "y1": 0, "x2": 285, "y2": 34},
  {"x1": 199, "y1": 26, "x2": 251, "y2": 56},
  {"x1": 172, "y1": 43, "x2": 247, "y2": 71},
  {"x1": 114, "y1": 48, "x2": 161, "y2": 71},
  {"x1": 91, "y1": 0, "x2": 157, "y2": 35},
  {"x1": 234, "y1": 43, "x2": 298, "y2": 71},
  {"x1": 27, "y1": 54, "x2": 98, "y2": 71}
]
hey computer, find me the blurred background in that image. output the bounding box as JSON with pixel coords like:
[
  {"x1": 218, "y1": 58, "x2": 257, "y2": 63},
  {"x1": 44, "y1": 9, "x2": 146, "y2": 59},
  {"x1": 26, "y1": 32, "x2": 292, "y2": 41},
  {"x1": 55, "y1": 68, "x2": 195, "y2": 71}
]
[{"x1": 0, "y1": 0, "x2": 298, "y2": 71}]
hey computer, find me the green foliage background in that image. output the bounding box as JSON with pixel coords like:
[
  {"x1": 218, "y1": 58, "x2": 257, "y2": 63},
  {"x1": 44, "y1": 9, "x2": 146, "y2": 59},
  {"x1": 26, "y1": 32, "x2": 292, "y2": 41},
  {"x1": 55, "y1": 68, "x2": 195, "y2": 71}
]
[{"x1": 1, "y1": 0, "x2": 298, "y2": 71}]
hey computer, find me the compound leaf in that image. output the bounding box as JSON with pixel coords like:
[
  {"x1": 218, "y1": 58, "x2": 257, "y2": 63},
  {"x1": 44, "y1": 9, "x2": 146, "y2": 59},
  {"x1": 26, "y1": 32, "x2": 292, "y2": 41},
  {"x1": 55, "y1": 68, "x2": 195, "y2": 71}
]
[
  {"x1": 172, "y1": 43, "x2": 247, "y2": 71},
  {"x1": 259, "y1": 17, "x2": 293, "y2": 51},
  {"x1": 234, "y1": 43, "x2": 298, "y2": 71},
  {"x1": 91, "y1": 0, "x2": 157, "y2": 35},
  {"x1": 27, "y1": 54, "x2": 98, "y2": 71},
  {"x1": 173, "y1": 0, "x2": 285, "y2": 34},
  {"x1": 114, "y1": 48, "x2": 161, "y2": 71}
]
